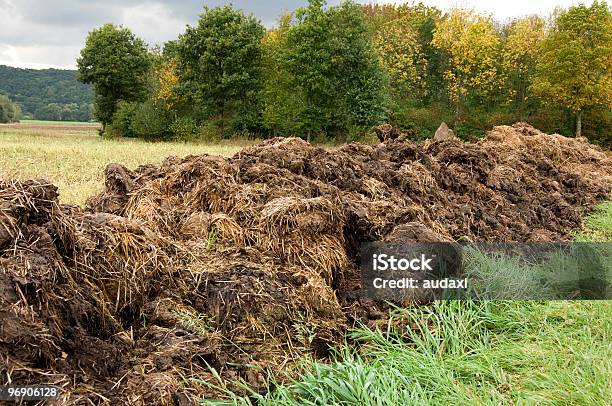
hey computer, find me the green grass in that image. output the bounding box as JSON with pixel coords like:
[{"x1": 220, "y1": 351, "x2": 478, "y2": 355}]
[
  {"x1": 0, "y1": 122, "x2": 255, "y2": 204},
  {"x1": 202, "y1": 203, "x2": 612, "y2": 405},
  {"x1": 203, "y1": 301, "x2": 611, "y2": 405},
  {"x1": 575, "y1": 201, "x2": 612, "y2": 242}
]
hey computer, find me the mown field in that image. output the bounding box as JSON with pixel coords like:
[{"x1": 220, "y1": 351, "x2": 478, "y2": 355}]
[
  {"x1": 0, "y1": 122, "x2": 255, "y2": 204},
  {"x1": 1, "y1": 121, "x2": 610, "y2": 405}
]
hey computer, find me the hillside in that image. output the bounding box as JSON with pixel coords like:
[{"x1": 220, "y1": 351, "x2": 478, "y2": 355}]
[{"x1": 0, "y1": 65, "x2": 93, "y2": 121}]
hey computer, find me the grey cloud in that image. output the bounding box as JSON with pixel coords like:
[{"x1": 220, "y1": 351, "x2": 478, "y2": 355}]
[
  {"x1": 0, "y1": 0, "x2": 385, "y2": 68},
  {"x1": 11, "y1": 0, "x2": 141, "y2": 27}
]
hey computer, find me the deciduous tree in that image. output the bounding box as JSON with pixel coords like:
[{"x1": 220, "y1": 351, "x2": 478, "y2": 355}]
[
  {"x1": 0, "y1": 94, "x2": 21, "y2": 123},
  {"x1": 77, "y1": 24, "x2": 151, "y2": 130},
  {"x1": 175, "y1": 6, "x2": 265, "y2": 135},
  {"x1": 432, "y1": 9, "x2": 500, "y2": 129},
  {"x1": 261, "y1": 13, "x2": 308, "y2": 135},
  {"x1": 374, "y1": 17, "x2": 427, "y2": 100},
  {"x1": 501, "y1": 16, "x2": 545, "y2": 117},
  {"x1": 283, "y1": 0, "x2": 387, "y2": 139},
  {"x1": 532, "y1": 2, "x2": 612, "y2": 137}
]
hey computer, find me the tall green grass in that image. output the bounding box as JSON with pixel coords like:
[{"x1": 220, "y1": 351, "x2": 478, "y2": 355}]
[
  {"x1": 203, "y1": 300, "x2": 610, "y2": 405},
  {"x1": 200, "y1": 202, "x2": 612, "y2": 405}
]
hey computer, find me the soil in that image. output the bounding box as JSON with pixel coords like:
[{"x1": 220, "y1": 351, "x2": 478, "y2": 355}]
[{"x1": 1, "y1": 123, "x2": 611, "y2": 404}]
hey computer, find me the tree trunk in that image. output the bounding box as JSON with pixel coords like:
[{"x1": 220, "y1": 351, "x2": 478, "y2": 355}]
[
  {"x1": 454, "y1": 96, "x2": 460, "y2": 134},
  {"x1": 576, "y1": 110, "x2": 582, "y2": 138}
]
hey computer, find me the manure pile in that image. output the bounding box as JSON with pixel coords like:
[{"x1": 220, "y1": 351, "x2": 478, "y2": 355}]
[{"x1": 1, "y1": 123, "x2": 611, "y2": 404}]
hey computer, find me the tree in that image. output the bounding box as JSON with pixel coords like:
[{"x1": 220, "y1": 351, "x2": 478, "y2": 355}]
[
  {"x1": 0, "y1": 94, "x2": 21, "y2": 123},
  {"x1": 532, "y1": 2, "x2": 612, "y2": 137},
  {"x1": 175, "y1": 6, "x2": 265, "y2": 135},
  {"x1": 364, "y1": 3, "x2": 443, "y2": 103},
  {"x1": 77, "y1": 24, "x2": 151, "y2": 130},
  {"x1": 501, "y1": 16, "x2": 545, "y2": 117},
  {"x1": 283, "y1": 0, "x2": 387, "y2": 139},
  {"x1": 374, "y1": 16, "x2": 427, "y2": 100},
  {"x1": 432, "y1": 9, "x2": 500, "y2": 129},
  {"x1": 261, "y1": 13, "x2": 308, "y2": 135}
]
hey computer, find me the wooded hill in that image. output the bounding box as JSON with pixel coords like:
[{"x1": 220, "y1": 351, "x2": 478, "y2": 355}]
[{"x1": 0, "y1": 65, "x2": 93, "y2": 121}]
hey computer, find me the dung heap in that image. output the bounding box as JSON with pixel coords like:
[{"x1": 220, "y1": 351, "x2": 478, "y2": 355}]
[{"x1": 1, "y1": 123, "x2": 611, "y2": 404}]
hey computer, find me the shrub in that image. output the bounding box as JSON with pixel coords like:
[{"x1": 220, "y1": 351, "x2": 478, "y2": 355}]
[
  {"x1": 131, "y1": 100, "x2": 172, "y2": 140},
  {"x1": 196, "y1": 120, "x2": 224, "y2": 142},
  {"x1": 390, "y1": 102, "x2": 453, "y2": 140},
  {"x1": 169, "y1": 116, "x2": 198, "y2": 141},
  {"x1": 110, "y1": 101, "x2": 139, "y2": 138},
  {"x1": 0, "y1": 94, "x2": 21, "y2": 123},
  {"x1": 582, "y1": 107, "x2": 612, "y2": 147}
]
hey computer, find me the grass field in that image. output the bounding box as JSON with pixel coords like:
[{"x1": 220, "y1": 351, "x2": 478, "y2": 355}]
[
  {"x1": 19, "y1": 119, "x2": 101, "y2": 126},
  {"x1": 1, "y1": 121, "x2": 610, "y2": 405},
  {"x1": 0, "y1": 121, "x2": 255, "y2": 204}
]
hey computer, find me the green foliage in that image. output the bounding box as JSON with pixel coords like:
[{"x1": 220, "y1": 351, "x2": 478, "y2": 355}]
[
  {"x1": 175, "y1": 6, "x2": 265, "y2": 135},
  {"x1": 500, "y1": 16, "x2": 545, "y2": 117},
  {"x1": 110, "y1": 101, "x2": 139, "y2": 138},
  {"x1": 61, "y1": 1, "x2": 611, "y2": 144},
  {"x1": 0, "y1": 94, "x2": 21, "y2": 123},
  {"x1": 261, "y1": 13, "x2": 308, "y2": 136},
  {"x1": 170, "y1": 116, "x2": 198, "y2": 141},
  {"x1": 0, "y1": 65, "x2": 93, "y2": 121},
  {"x1": 366, "y1": 3, "x2": 442, "y2": 104},
  {"x1": 77, "y1": 23, "x2": 151, "y2": 127},
  {"x1": 131, "y1": 100, "x2": 172, "y2": 140},
  {"x1": 280, "y1": 0, "x2": 388, "y2": 138},
  {"x1": 432, "y1": 9, "x2": 501, "y2": 128},
  {"x1": 532, "y1": 1, "x2": 612, "y2": 135},
  {"x1": 390, "y1": 102, "x2": 452, "y2": 139},
  {"x1": 35, "y1": 102, "x2": 92, "y2": 121}
]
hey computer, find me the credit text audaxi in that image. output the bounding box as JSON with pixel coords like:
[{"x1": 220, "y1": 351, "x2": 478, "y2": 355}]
[{"x1": 372, "y1": 277, "x2": 468, "y2": 289}]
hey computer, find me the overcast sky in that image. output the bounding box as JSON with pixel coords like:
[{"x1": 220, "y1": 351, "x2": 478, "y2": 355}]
[{"x1": 0, "y1": 0, "x2": 595, "y2": 70}]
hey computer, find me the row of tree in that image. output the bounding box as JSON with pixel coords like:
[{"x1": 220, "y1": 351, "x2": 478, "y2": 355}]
[
  {"x1": 77, "y1": 0, "x2": 612, "y2": 143},
  {"x1": 0, "y1": 94, "x2": 21, "y2": 123}
]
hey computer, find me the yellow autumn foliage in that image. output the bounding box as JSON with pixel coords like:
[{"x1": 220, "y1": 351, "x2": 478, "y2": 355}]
[
  {"x1": 432, "y1": 9, "x2": 500, "y2": 102},
  {"x1": 154, "y1": 58, "x2": 180, "y2": 109},
  {"x1": 374, "y1": 16, "x2": 427, "y2": 97}
]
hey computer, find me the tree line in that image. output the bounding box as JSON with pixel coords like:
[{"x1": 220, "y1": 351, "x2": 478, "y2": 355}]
[
  {"x1": 77, "y1": 0, "x2": 612, "y2": 144},
  {"x1": 0, "y1": 65, "x2": 94, "y2": 121}
]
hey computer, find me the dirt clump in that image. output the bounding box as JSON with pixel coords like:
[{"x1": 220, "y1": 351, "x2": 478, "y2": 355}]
[{"x1": 1, "y1": 123, "x2": 611, "y2": 404}]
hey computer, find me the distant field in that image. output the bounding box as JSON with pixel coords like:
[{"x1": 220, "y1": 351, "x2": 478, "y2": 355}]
[
  {"x1": 19, "y1": 119, "x2": 100, "y2": 126},
  {"x1": 0, "y1": 121, "x2": 255, "y2": 205}
]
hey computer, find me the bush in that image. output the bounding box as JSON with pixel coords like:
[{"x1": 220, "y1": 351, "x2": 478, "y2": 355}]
[
  {"x1": 390, "y1": 102, "x2": 453, "y2": 140},
  {"x1": 583, "y1": 107, "x2": 612, "y2": 147},
  {"x1": 110, "y1": 101, "x2": 139, "y2": 138},
  {"x1": 131, "y1": 100, "x2": 172, "y2": 140},
  {"x1": 195, "y1": 120, "x2": 225, "y2": 142},
  {"x1": 525, "y1": 107, "x2": 573, "y2": 137},
  {"x1": 0, "y1": 94, "x2": 21, "y2": 123},
  {"x1": 169, "y1": 116, "x2": 198, "y2": 141}
]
